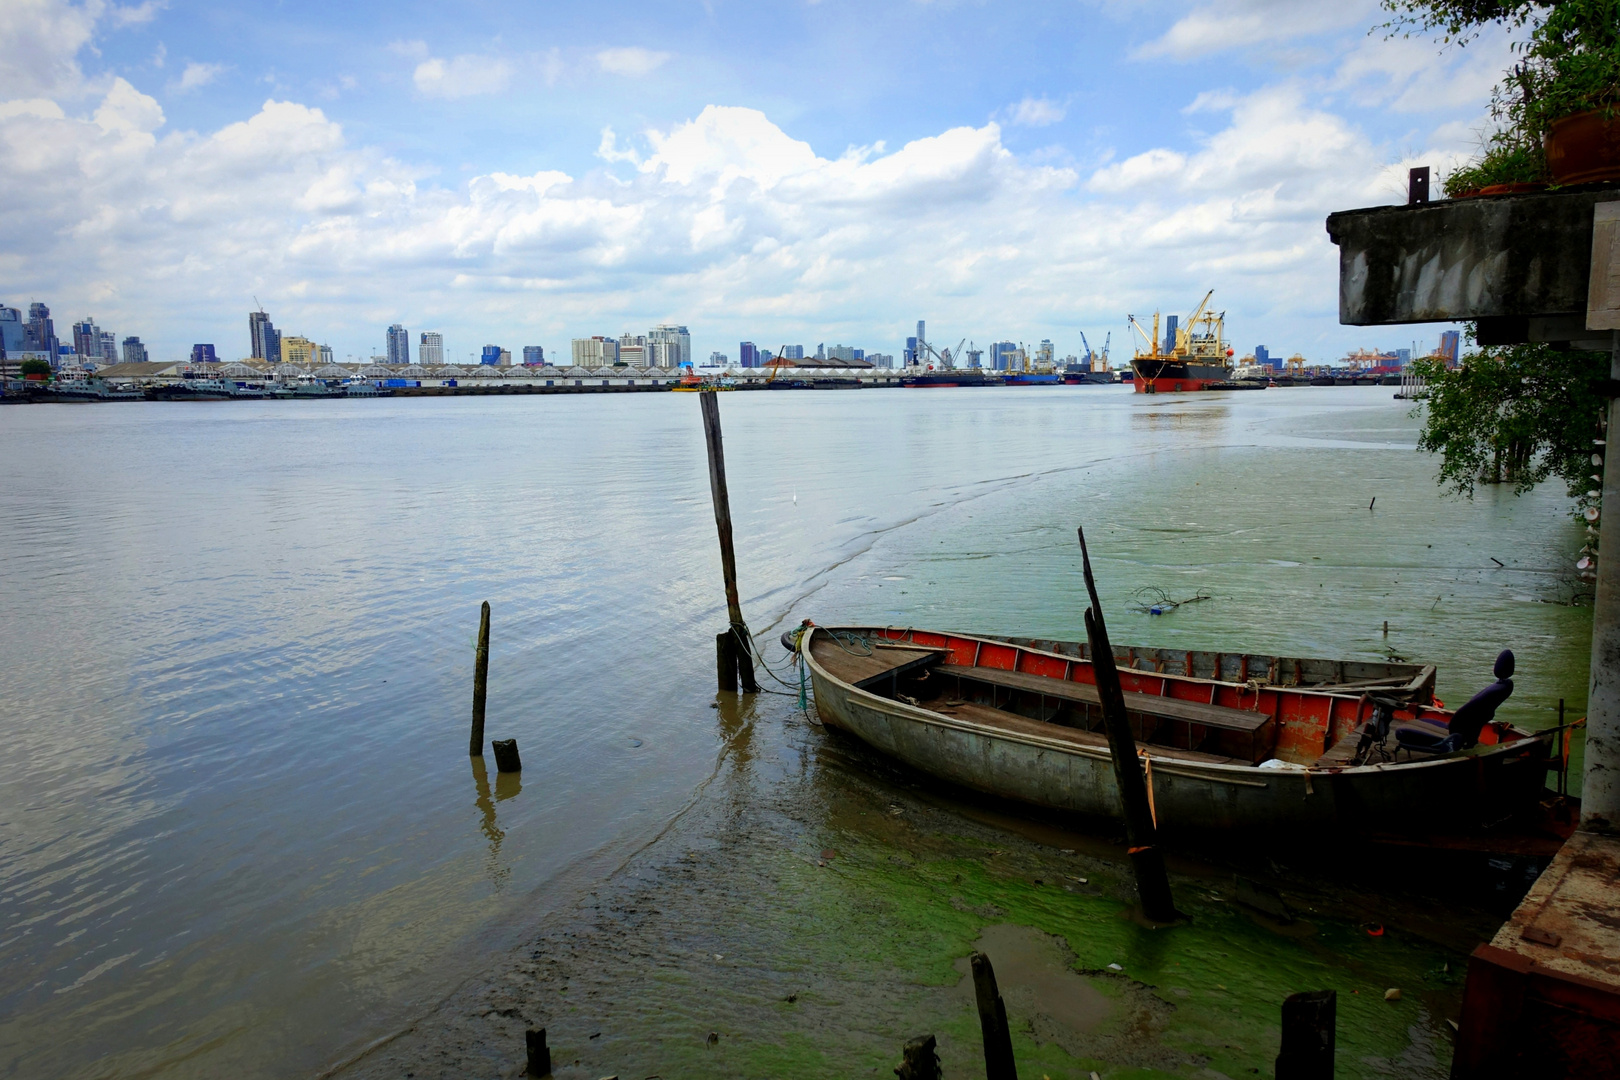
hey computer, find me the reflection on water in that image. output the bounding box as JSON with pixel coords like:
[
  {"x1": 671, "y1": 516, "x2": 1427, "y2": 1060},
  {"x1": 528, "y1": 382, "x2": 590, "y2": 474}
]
[{"x1": 0, "y1": 387, "x2": 1591, "y2": 1078}]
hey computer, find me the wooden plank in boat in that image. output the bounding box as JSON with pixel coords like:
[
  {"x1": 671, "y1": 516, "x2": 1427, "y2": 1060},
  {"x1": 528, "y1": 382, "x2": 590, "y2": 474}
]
[
  {"x1": 941, "y1": 663, "x2": 1268, "y2": 733},
  {"x1": 811, "y1": 640, "x2": 945, "y2": 690},
  {"x1": 933, "y1": 700, "x2": 1244, "y2": 765}
]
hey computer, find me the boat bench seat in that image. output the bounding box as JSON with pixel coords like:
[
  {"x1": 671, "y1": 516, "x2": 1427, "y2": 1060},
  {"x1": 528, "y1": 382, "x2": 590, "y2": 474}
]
[
  {"x1": 932, "y1": 700, "x2": 1244, "y2": 766},
  {"x1": 809, "y1": 640, "x2": 948, "y2": 693},
  {"x1": 941, "y1": 663, "x2": 1268, "y2": 732}
]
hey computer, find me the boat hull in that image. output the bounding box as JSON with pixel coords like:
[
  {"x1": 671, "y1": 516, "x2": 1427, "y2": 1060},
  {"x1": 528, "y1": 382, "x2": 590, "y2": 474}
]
[
  {"x1": 1131, "y1": 358, "x2": 1231, "y2": 393},
  {"x1": 803, "y1": 626, "x2": 1554, "y2": 837}
]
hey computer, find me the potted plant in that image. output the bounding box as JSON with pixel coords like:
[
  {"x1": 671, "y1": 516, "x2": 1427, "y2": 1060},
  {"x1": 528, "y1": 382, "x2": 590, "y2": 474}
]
[{"x1": 1384, "y1": 1, "x2": 1620, "y2": 194}]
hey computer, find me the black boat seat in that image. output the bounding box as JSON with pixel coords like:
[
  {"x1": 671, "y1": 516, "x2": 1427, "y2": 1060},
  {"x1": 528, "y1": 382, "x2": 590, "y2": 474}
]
[{"x1": 941, "y1": 663, "x2": 1268, "y2": 732}]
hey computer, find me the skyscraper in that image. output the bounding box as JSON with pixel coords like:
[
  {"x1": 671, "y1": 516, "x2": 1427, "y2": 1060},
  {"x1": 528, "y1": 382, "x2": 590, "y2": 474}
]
[
  {"x1": 916, "y1": 320, "x2": 926, "y2": 359},
  {"x1": 1255, "y1": 345, "x2": 1270, "y2": 368},
  {"x1": 1439, "y1": 329, "x2": 1460, "y2": 364},
  {"x1": 26, "y1": 303, "x2": 58, "y2": 360},
  {"x1": 0, "y1": 307, "x2": 23, "y2": 357},
  {"x1": 990, "y1": 341, "x2": 1018, "y2": 371},
  {"x1": 905, "y1": 337, "x2": 918, "y2": 365},
  {"x1": 319, "y1": 345, "x2": 334, "y2": 364},
  {"x1": 738, "y1": 341, "x2": 758, "y2": 368},
  {"x1": 781, "y1": 345, "x2": 804, "y2": 360},
  {"x1": 523, "y1": 345, "x2": 545, "y2": 365},
  {"x1": 481, "y1": 345, "x2": 502, "y2": 366},
  {"x1": 249, "y1": 310, "x2": 279, "y2": 362},
  {"x1": 72, "y1": 318, "x2": 100, "y2": 360},
  {"x1": 1163, "y1": 315, "x2": 1179, "y2": 354},
  {"x1": 419, "y1": 332, "x2": 444, "y2": 365},
  {"x1": 99, "y1": 330, "x2": 117, "y2": 361},
  {"x1": 649, "y1": 324, "x2": 691, "y2": 368},
  {"x1": 191, "y1": 344, "x2": 217, "y2": 364},
  {"x1": 121, "y1": 337, "x2": 147, "y2": 363},
  {"x1": 386, "y1": 324, "x2": 410, "y2": 365}
]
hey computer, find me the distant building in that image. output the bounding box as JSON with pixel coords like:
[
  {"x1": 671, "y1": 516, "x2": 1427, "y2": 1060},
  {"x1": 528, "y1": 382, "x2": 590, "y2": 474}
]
[
  {"x1": 249, "y1": 310, "x2": 279, "y2": 362},
  {"x1": 319, "y1": 344, "x2": 334, "y2": 364},
  {"x1": 419, "y1": 332, "x2": 444, "y2": 365},
  {"x1": 827, "y1": 344, "x2": 859, "y2": 362},
  {"x1": 72, "y1": 318, "x2": 101, "y2": 361},
  {"x1": 869, "y1": 353, "x2": 895, "y2": 369},
  {"x1": 25, "y1": 304, "x2": 58, "y2": 363},
  {"x1": 916, "y1": 320, "x2": 926, "y2": 360},
  {"x1": 481, "y1": 345, "x2": 503, "y2": 366},
  {"x1": 523, "y1": 345, "x2": 545, "y2": 366},
  {"x1": 571, "y1": 337, "x2": 618, "y2": 365},
  {"x1": 1439, "y1": 329, "x2": 1460, "y2": 364},
  {"x1": 282, "y1": 336, "x2": 318, "y2": 364},
  {"x1": 0, "y1": 306, "x2": 24, "y2": 357},
  {"x1": 989, "y1": 341, "x2": 1018, "y2": 371},
  {"x1": 904, "y1": 336, "x2": 917, "y2": 365},
  {"x1": 121, "y1": 336, "x2": 147, "y2": 363},
  {"x1": 499, "y1": 349, "x2": 511, "y2": 366},
  {"x1": 781, "y1": 344, "x2": 805, "y2": 361},
  {"x1": 191, "y1": 344, "x2": 217, "y2": 364},
  {"x1": 1036, "y1": 340, "x2": 1055, "y2": 367},
  {"x1": 1395, "y1": 348, "x2": 1412, "y2": 368},
  {"x1": 649, "y1": 324, "x2": 691, "y2": 368},
  {"x1": 386, "y1": 324, "x2": 410, "y2": 365},
  {"x1": 1255, "y1": 345, "x2": 1271, "y2": 369},
  {"x1": 965, "y1": 348, "x2": 983, "y2": 368},
  {"x1": 1163, "y1": 315, "x2": 1179, "y2": 353},
  {"x1": 738, "y1": 341, "x2": 758, "y2": 368},
  {"x1": 710, "y1": 351, "x2": 728, "y2": 366}
]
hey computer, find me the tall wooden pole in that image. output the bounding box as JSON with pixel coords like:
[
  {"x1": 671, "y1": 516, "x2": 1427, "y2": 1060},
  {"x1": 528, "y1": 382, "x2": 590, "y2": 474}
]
[
  {"x1": 1078, "y1": 527, "x2": 1178, "y2": 922},
  {"x1": 699, "y1": 391, "x2": 758, "y2": 693},
  {"x1": 470, "y1": 600, "x2": 490, "y2": 755},
  {"x1": 970, "y1": 952, "x2": 1017, "y2": 1080}
]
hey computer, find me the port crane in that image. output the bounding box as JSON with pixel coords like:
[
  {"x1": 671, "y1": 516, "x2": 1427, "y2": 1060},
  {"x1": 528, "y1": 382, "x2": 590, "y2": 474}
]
[
  {"x1": 922, "y1": 337, "x2": 967, "y2": 370},
  {"x1": 1079, "y1": 331, "x2": 1112, "y2": 373}
]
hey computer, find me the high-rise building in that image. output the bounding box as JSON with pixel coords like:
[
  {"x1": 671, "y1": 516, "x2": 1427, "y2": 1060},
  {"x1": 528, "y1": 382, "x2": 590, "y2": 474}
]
[
  {"x1": 781, "y1": 344, "x2": 804, "y2": 361},
  {"x1": 990, "y1": 341, "x2": 1018, "y2": 371},
  {"x1": 571, "y1": 337, "x2": 618, "y2": 366},
  {"x1": 26, "y1": 303, "x2": 58, "y2": 361},
  {"x1": 648, "y1": 324, "x2": 691, "y2": 368},
  {"x1": 523, "y1": 346, "x2": 545, "y2": 366},
  {"x1": 72, "y1": 318, "x2": 100, "y2": 360},
  {"x1": 710, "y1": 351, "x2": 728, "y2": 366},
  {"x1": 1255, "y1": 345, "x2": 1270, "y2": 369},
  {"x1": 499, "y1": 349, "x2": 511, "y2": 366},
  {"x1": 121, "y1": 337, "x2": 147, "y2": 363},
  {"x1": 1439, "y1": 329, "x2": 1460, "y2": 364},
  {"x1": 916, "y1": 320, "x2": 926, "y2": 359},
  {"x1": 966, "y1": 347, "x2": 983, "y2": 368},
  {"x1": 827, "y1": 344, "x2": 858, "y2": 362},
  {"x1": 191, "y1": 344, "x2": 217, "y2": 364},
  {"x1": 386, "y1": 324, "x2": 410, "y2": 365},
  {"x1": 0, "y1": 307, "x2": 24, "y2": 357},
  {"x1": 249, "y1": 310, "x2": 280, "y2": 362},
  {"x1": 481, "y1": 345, "x2": 503, "y2": 366},
  {"x1": 905, "y1": 336, "x2": 918, "y2": 365},
  {"x1": 1036, "y1": 340, "x2": 1055, "y2": 367},
  {"x1": 869, "y1": 353, "x2": 895, "y2": 369},
  {"x1": 98, "y1": 331, "x2": 117, "y2": 361},
  {"x1": 1163, "y1": 315, "x2": 1179, "y2": 354},
  {"x1": 282, "y1": 336, "x2": 318, "y2": 364},
  {"x1": 1395, "y1": 348, "x2": 1412, "y2": 368},
  {"x1": 738, "y1": 341, "x2": 758, "y2": 368},
  {"x1": 419, "y1": 332, "x2": 444, "y2": 365}
]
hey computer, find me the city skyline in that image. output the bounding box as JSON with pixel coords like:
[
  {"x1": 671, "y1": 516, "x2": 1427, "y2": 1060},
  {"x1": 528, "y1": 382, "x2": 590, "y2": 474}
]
[{"x1": 0, "y1": 1, "x2": 1502, "y2": 367}]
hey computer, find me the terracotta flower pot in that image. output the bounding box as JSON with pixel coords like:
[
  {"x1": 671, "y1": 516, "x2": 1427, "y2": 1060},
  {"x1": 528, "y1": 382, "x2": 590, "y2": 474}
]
[{"x1": 1545, "y1": 109, "x2": 1620, "y2": 185}]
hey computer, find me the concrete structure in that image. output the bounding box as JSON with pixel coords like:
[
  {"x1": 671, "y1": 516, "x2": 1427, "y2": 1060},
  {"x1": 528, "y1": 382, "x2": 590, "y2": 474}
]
[
  {"x1": 522, "y1": 346, "x2": 545, "y2": 366},
  {"x1": 191, "y1": 344, "x2": 217, "y2": 364},
  {"x1": 387, "y1": 324, "x2": 409, "y2": 365},
  {"x1": 571, "y1": 336, "x2": 618, "y2": 366},
  {"x1": 26, "y1": 303, "x2": 58, "y2": 363},
  {"x1": 1329, "y1": 185, "x2": 1620, "y2": 1075},
  {"x1": 121, "y1": 337, "x2": 146, "y2": 363},
  {"x1": 420, "y1": 332, "x2": 444, "y2": 365},
  {"x1": 281, "y1": 336, "x2": 318, "y2": 365}
]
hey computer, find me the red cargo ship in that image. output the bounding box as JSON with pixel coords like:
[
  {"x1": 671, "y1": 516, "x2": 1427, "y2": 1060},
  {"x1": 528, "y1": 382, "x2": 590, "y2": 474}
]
[{"x1": 1129, "y1": 290, "x2": 1235, "y2": 393}]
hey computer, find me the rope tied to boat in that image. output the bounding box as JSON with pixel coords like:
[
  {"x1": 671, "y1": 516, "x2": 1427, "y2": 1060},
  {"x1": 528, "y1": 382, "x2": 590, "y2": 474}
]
[{"x1": 1139, "y1": 748, "x2": 1158, "y2": 829}]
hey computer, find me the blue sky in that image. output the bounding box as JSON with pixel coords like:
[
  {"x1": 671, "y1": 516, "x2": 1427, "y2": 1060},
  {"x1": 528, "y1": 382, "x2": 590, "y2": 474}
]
[{"x1": 3, "y1": 1, "x2": 1512, "y2": 364}]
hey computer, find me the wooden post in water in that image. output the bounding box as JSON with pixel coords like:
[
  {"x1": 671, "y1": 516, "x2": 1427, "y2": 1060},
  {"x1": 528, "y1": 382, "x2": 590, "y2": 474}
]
[
  {"x1": 970, "y1": 952, "x2": 1017, "y2": 1080},
  {"x1": 524, "y1": 1027, "x2": 551, "y2": 1076},
  {"x1": 1275, "y1": 989, "x2": 1335, "y2": 1079},
  {"x1": 470, "y1": 600, "x2": 491, "y2": 756},
  {"x1": 1077, "y1": 527, "x2": 1178, "y2": 923},
  {"x1": 699, "y1": 391, "x2": 758, "y2": 693}
]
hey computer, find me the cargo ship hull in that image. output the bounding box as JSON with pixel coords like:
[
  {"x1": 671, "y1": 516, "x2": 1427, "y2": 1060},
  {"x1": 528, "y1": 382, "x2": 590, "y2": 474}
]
[
  {"x1": 1132, "y1": 358, "x2": 1231, "y2": 393},
  {"x1": 901, "y1": 371, "x2": 1000, "y2": 388}
]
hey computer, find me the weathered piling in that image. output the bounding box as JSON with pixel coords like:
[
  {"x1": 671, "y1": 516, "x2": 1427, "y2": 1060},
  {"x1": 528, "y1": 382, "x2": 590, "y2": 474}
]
[
  {"x1": 470, "y1": 600, "x2": 491, "y2": 755},
  {"x1": 698, "y1": 391, "x2": 758, "y2": 693},
  {"x1": 492, "y1": 738, "x2": 522, "y2": 773},
  {"x1": 893, "y1": 1033, "x2": 941, "y2": 1080},
  {"x1": 970, "y1": 952, "x2": 1017, "y2": 1080},
  {"x1": 1275, "y1": 990, "x2": 1336, "y2": 1079},
  {"x1": 1077, "y1": 526, "x2": 1178, "y2": 923},
  {"x1": 524, "y1": 1027, "x2": 551, "y2": 1076}
]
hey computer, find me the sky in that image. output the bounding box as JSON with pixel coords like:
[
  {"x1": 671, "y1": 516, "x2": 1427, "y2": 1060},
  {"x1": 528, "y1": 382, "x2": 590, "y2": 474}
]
[{"x1": 0, "y1": 0, "x2": 1516, "y2": 365}]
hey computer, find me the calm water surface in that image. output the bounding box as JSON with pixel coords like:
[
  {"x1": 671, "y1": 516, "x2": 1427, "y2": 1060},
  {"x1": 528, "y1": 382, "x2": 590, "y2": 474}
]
[{"x1": 0, "y1": 387, "x2": 1590, "y2": 1077}]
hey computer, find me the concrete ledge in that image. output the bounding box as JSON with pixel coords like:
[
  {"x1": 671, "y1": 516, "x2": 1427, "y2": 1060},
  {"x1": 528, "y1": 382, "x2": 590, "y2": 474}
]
[{"x1": 1326, "y1": 184, "x2": 1620, "y2": 330}]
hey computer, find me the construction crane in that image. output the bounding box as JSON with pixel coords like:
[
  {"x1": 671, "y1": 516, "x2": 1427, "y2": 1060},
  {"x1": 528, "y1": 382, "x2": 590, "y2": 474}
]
[
  {"x1": 924, "y1": 337, "x2": 966, "y2": 370},
  {"x1": 1099, "y1": 331, "x2": 1111, "y2": 368},
  {"x1": 1079, "y1": 331, "x2": 1093, "y2": 368},
  {"x1": 766, "y1": 344, "x2": 790, "y2": 383}
]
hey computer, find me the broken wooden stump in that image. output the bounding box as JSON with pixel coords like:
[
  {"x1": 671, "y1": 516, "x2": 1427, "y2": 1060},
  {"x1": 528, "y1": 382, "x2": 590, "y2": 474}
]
[
  {"x1": 524, "y1": 1027, "x2": 551, "y2": 1076},
  {"x1": 1275, "y1": 989, "x2": 1336, "y2": 1079},
  {"x1": 971, "y1": 952, "x2": 1017, "y2": 1080},
  {"x1": 492, "y1": 738, "x2": 522, "y2": 774},
  {"x1": 698, "y1": 390, "x2": 757, "y2": 694},
  {"x1": 894, "y1": 1033, "x2": 940, "y2": 1080}
]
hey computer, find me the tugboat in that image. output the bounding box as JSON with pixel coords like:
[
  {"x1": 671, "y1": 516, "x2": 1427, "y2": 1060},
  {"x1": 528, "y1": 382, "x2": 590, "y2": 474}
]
[{"x1": 1129, "y1": 290, "x2": 1234, "y2": 393}]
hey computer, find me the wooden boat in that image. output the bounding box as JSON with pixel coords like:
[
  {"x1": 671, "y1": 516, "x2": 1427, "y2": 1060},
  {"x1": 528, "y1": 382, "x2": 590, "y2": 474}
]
[{"x1": 798, "y1": 625, "x2": 1556, "y2": 836}]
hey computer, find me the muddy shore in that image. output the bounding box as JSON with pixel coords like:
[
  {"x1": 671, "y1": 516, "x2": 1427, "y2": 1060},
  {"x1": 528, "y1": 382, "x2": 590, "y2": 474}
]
[{"x1": 339, "y1": 682, "x2": 1516, "y2": 1080}]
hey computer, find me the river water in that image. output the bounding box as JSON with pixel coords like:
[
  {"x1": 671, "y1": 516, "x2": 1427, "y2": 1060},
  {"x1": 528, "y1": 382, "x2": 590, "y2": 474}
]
[{"x1": 0, "y1": 387, "x2": 1591, "y2": 1077}]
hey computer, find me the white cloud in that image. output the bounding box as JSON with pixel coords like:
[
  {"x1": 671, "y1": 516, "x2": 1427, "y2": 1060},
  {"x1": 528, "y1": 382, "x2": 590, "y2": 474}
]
[
  {"x1": 1136, "y1": 0, "x2": 1378, "y2": 60},
  {"x1": 596, "y1": 47, "x2": 671, "y2": 77},
  {"x1": 174, "y1": 62, "x2": 225, "y2": 93},
  {"x1": 1008, "y1": 96, "x2": 1065, "y2": 127},
  {"x1": 109, "y1": 2, "x2": 165, "y2": 27},
  {"x1": 1, "y1": 0, "x2": 103, "y2": 97},
  {"x1": 413, "y1": 54, "x2": 513, "y2": 99},
  {"x1": 387, "y1": 40, "x2": 430, "y2": 59}
]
